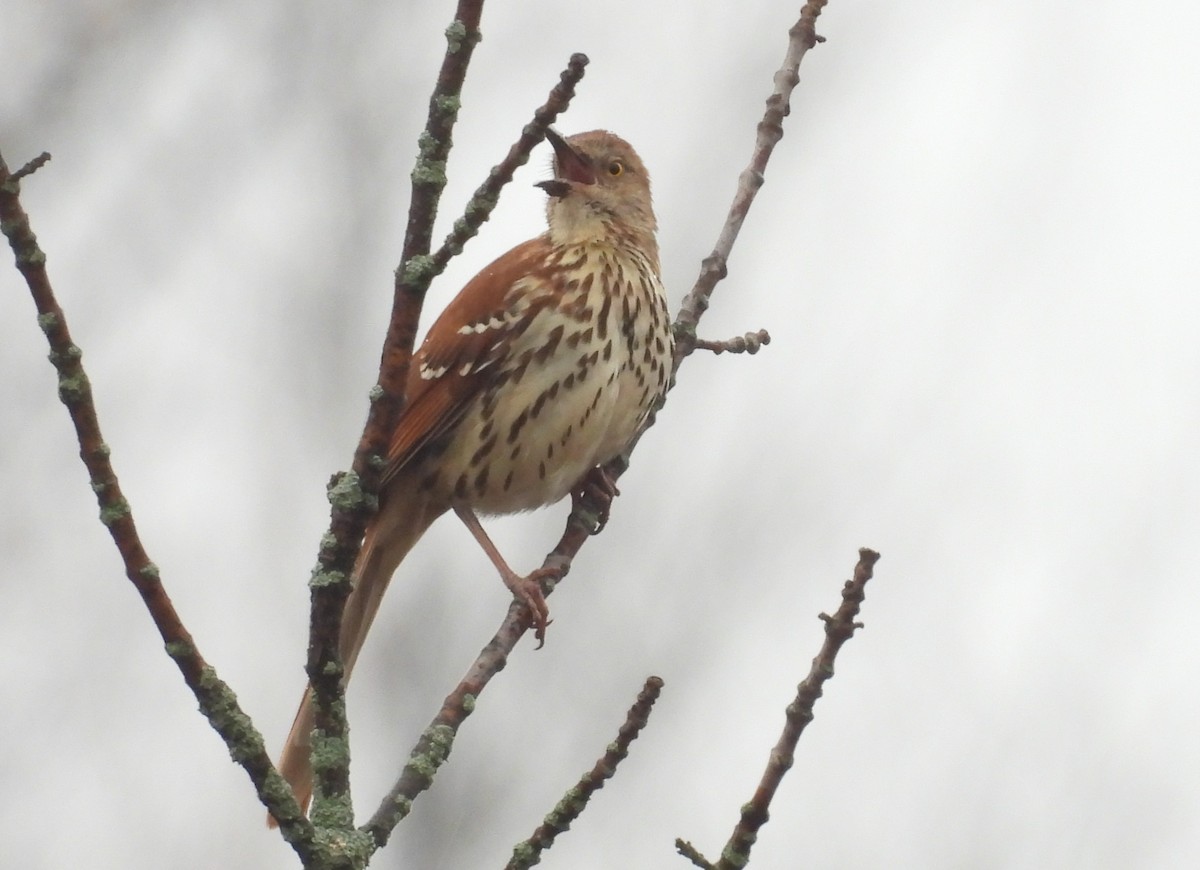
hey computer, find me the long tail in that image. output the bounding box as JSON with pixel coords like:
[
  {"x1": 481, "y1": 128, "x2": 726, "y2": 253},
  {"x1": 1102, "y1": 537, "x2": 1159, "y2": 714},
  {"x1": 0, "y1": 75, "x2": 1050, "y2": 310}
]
[{"x1": 270, "y1": 492, "x2": 439, "y2": 826}]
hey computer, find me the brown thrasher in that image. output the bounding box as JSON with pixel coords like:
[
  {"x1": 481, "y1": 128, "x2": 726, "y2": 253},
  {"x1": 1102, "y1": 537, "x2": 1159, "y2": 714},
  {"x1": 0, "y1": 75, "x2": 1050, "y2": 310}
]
[{"x1": 271, "y1": 129, "x2": 672, "y2": 822}]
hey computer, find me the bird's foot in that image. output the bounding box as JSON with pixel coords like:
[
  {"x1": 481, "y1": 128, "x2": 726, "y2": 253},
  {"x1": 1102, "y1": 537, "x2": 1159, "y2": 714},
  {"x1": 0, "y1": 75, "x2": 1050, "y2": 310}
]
[
  {"x1": 504, "y1": 567, "x2": 559, "y2": 647},
  {"x1": 572, "y1": 466, "x2": 621, "y2": 534}
]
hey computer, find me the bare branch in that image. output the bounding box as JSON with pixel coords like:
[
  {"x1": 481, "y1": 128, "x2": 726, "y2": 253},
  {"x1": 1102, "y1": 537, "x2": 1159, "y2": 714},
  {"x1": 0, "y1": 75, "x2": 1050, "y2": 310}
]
[
  {"x1": 694, "y1": 329, "x2": 772, "y2": 356},
  {"x1": 0, "y1": 152, "x2": 319, "y2": 859},
  {"x1": 679, "y1": 548, "x2": 881, "y2": 869},
  {"x1": 505, "y1": 677, "x2": 665, "y2": 869},
  {"x1": 672, "y1": 0, "x2": 828, "y2": 361},
  {"x1": 301, "y1": 0, "x2": 489, "y2": 837}
]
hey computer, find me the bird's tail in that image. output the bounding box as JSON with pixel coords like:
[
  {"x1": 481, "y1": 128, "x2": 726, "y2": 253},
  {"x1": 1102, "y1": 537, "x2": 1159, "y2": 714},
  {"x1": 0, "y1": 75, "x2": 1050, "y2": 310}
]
[{"x1": 269, "y1": 493, "x2": 438, "y2": 827}]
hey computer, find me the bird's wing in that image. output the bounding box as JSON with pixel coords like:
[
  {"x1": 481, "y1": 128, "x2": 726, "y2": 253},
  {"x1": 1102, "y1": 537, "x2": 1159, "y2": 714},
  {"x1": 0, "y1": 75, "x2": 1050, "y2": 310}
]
[{"x1": 382, "y1": 235, "x2": 560, "y2": 483}]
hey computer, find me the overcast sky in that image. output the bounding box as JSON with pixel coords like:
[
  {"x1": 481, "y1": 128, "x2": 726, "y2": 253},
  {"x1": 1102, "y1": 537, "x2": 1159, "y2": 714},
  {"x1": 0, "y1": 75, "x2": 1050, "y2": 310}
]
[{"x1": 3, "y1": 2, "x2": 1199, "y2": 868}]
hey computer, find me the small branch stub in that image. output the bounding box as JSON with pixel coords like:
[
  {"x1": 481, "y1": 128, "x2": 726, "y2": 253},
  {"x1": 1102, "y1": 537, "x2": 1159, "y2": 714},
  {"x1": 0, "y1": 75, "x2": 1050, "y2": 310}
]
[
  {"x1": 694, "y1": 329, "x2": 771, "y2": 356},
  {"x1": 675, "y1": 839, "x2": 716, "y2": 869},
  {"x1": 9, "y1": 151, "x2": 51, "y2": 183}
]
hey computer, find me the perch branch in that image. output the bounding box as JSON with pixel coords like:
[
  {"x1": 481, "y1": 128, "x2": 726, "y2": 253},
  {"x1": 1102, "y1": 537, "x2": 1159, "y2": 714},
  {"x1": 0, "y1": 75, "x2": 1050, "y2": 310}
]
[{"x1": 360, "y1": 496, "x2": 601, "y2": 844}]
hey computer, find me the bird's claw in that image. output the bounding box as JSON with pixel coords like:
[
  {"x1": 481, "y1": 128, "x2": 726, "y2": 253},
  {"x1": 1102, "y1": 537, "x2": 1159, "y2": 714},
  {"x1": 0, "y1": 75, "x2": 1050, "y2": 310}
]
[
  {"x1": 572, "y1": 467, "x2": 621, "y2": 534},
  {"x1": 507, "y1": 567, "x2": 558, "y2": 648}
]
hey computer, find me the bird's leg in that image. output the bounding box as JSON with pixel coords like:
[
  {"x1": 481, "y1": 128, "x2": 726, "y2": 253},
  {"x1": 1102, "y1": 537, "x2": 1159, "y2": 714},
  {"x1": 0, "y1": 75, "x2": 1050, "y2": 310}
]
[
  {"x1": 453, "y1": 504, "x2": 554, "y2": 643},
  {"x1": 571, "y1": 465, "x2": 621, "y2": 534}
]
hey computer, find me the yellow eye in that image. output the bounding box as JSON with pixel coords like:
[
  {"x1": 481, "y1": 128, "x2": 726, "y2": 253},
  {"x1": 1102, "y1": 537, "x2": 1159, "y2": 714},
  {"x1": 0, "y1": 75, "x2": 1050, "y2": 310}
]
[{"x1": 607, "y1": 160, "x2": 624, "y2": 177}]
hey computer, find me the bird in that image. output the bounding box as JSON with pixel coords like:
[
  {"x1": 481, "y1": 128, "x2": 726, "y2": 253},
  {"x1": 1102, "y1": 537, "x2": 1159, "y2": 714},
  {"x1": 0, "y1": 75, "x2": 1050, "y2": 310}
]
[{"x1": 270, "y1": 129, "x2": 673, "y2": 824}]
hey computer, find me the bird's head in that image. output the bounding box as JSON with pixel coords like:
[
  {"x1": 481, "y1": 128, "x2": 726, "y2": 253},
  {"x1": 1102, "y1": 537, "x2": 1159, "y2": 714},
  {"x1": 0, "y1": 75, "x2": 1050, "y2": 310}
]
[{"x1": 538, "y1": 129, "x2": 657, "y2": 249}]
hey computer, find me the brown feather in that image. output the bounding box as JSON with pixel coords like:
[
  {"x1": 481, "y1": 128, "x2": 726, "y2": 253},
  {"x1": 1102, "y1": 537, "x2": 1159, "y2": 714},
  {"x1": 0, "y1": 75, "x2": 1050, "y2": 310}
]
[{"x1": 384, "y1": 237, "x2": 559, "y2": 482}]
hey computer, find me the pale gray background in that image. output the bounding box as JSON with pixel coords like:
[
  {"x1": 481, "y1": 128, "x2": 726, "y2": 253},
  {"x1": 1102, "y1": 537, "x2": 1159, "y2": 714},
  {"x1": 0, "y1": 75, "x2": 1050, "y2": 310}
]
[{"x1": 3, "y1": 2, "x2": 1198, "y2": 868}]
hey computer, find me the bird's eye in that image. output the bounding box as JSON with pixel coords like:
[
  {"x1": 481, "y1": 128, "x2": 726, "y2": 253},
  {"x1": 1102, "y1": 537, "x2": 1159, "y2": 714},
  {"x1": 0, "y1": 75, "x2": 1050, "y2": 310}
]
[{"x1": 607, "y1": 161, "x2": 624, "y2": 177}]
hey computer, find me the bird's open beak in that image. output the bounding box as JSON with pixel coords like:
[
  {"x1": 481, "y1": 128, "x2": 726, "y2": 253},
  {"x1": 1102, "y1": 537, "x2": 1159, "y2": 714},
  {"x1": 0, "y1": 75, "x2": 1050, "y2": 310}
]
[{"x1": 536, "y1": 129, "x2": 596, "y2": 198}]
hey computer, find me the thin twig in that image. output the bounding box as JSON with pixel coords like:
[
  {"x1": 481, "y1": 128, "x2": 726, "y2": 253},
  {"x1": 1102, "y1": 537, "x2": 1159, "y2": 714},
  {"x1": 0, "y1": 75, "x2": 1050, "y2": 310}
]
[
  {"x1": 505, "y1": 677, "x2": 665, "y2": 870},
  {"x1": 678, "y1": 548, "x2": 880, "y2": 869},
  {"x1": 0, "y1": 154, "x2": 320, "y2": 861},
  {"x1": 429, "y1": 52, "x2": 589, "y2": 274}
]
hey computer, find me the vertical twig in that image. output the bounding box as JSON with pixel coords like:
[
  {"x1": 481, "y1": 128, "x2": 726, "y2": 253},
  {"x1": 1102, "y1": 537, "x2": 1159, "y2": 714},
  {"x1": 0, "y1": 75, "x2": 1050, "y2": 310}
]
[{"x1": 302, "y1": 0, "x2": 487, "y2": 835}]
